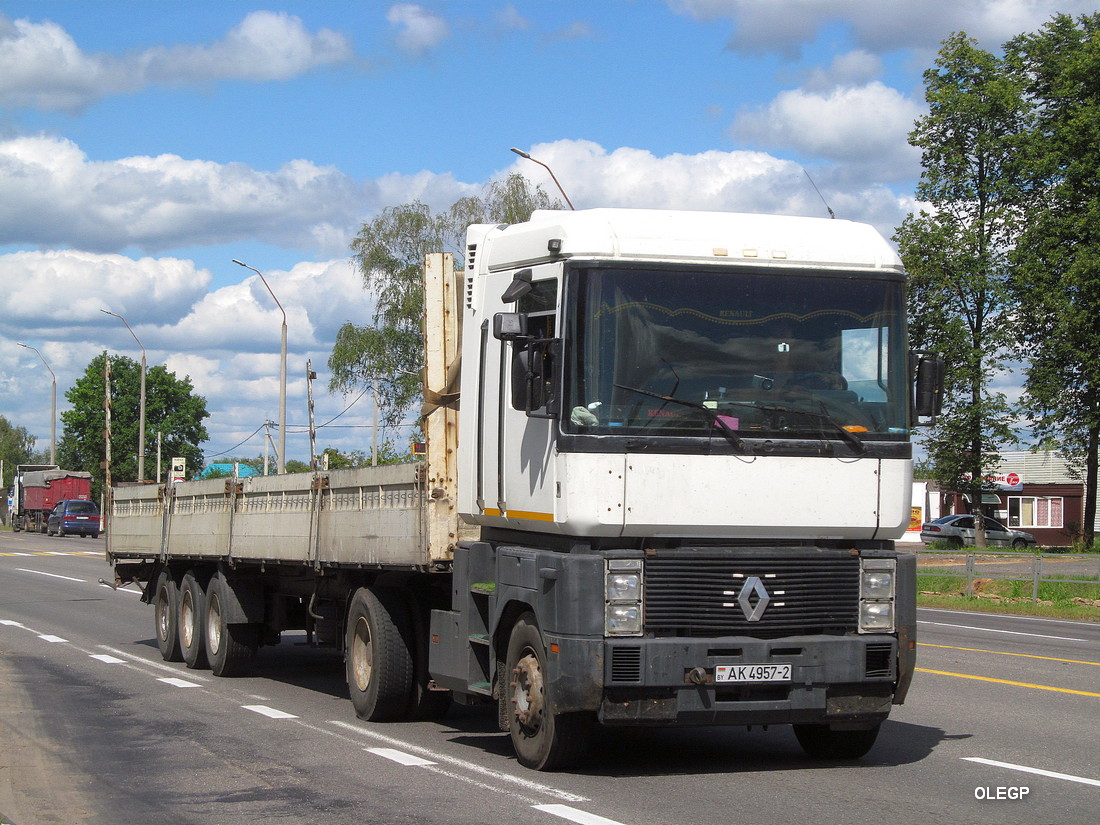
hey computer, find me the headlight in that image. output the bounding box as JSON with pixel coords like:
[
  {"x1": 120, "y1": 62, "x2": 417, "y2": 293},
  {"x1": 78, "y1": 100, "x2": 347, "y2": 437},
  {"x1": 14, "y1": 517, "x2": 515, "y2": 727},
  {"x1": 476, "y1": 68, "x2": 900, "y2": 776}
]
[
  {"x1": 859, "y1": 558, "x2": 896, "y2": 633},
  {"x1": 605, "y1": 559, "x2": 643, "y2": 637},
  {"x1": 860, "y1": 601, "x2": 894, "y2": 631},
  {"x1": 606, "y1": 572, "x2": 641, "y2": 601},
  {"x1": 607, "y1": 604, "x2": 642, "y2": 634}
]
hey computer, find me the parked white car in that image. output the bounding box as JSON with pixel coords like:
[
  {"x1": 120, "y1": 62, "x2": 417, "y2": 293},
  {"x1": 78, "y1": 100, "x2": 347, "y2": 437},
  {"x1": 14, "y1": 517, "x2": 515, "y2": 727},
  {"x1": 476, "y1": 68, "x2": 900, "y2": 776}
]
[{"x1": 920, "y1": 514, "x2": 1036, "y2": 549}]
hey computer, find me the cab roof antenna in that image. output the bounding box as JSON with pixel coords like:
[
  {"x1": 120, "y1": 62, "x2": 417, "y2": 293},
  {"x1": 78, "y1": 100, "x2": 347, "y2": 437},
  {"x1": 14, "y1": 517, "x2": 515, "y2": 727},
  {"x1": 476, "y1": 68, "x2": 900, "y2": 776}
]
[
  {"x1": 510, "y1": 147, "x2": 575, "y2": 210},
  {"x1": 802, "y1": 168, "x2": 836, "y2": 219}
]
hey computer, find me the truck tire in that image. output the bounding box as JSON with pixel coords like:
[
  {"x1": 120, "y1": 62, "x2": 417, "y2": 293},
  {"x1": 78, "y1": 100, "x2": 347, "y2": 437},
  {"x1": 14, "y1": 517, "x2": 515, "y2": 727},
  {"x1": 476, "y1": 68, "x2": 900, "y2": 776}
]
[
  {"x1": 205, "y1": 572, "x2": 259, "y2": 677},
  {"x1": 505, "y1": 612, "x2": 593, "y2": 771},
  {"x1": 793, "y1": 723, "x2": 881, "y2": 760},
  {"x1": 179, "y1": 569, "x2": 210, "y2": 669},
  {"x1": 154, "y1": 569, "x2": 184, "y2": 662},
  {"x1": 345, "y1": 587, "x2": 414, "y2": 721}
]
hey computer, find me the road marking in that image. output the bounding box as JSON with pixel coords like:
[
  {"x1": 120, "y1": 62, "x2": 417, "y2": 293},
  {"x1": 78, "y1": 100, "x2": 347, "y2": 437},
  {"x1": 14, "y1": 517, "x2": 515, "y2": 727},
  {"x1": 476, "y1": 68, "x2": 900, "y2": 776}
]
[
  {"x1": 920, "y1": 607, "x2": 1100, "y2": 627},
  {"x1": 0, "y1": 552, "x2": 33, "y2": 556},
  {"x1": 38, "y1": 634, "x2": 67, "y2": 643},
  {"x1": 917, "y1": 667, "x2": 1100, "y2": 697},
  {"x1": 15, "y1": 568, "x2": 86, "y2": 583},
  {"x1": 533, "y1": 805, "x2": 629, "y2": 825},
  {"x1": 0, "y1": 620, "x2": 26, "y2": 627},
  {"x1": 918, "y1": 620, "x2": 1089, "y2": 642},
  {"x1": 329, "y1": 719, "x2": 588, "y2": 803},
  {"x1": 919, "y1": 642, "x2": 1100, "y2": 667},
  {"x1": 367, "y1": 747, "x2": 436, "y2": 766},
  {"x1": 159, "y1": 677, "x2": 201, "y2": 688},
  {"x1": 96, "y1": 645, "x2": 211, "y2": 681},
  {"x1": 243, "y1": 704, "x2": 298, "y2": 719},
  {"x1": 90, "y1": 654, "x2": 125, "y2": 664},
  {"x1": 964, "y1": 757, "x2": 1100, "y2": 787}
]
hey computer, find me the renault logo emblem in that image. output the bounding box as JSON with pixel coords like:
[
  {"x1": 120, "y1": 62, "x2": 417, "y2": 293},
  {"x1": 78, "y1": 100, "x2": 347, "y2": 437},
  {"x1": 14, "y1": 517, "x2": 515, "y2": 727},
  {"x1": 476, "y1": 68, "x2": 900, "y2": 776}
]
[{"x1": 736, "y1": 576, "x2": 771, "y2": 622}]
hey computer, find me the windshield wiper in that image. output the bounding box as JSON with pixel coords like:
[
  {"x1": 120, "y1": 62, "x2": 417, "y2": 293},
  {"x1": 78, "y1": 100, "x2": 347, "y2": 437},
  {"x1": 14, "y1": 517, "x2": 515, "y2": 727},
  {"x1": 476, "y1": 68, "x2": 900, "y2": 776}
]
[
  {"x1": 719, "y1": 400, "x2": 867, "y2": 454},
  {"x1": 613, "y1": 383, "x2": 745, "y2": 450}
]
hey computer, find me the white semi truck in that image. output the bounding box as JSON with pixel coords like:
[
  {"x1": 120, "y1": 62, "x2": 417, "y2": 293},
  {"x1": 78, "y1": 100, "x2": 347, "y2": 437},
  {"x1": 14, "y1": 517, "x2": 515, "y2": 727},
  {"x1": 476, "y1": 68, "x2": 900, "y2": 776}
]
[{"x1": 109, "y1": 208, "x2": 942, "y2": 770}]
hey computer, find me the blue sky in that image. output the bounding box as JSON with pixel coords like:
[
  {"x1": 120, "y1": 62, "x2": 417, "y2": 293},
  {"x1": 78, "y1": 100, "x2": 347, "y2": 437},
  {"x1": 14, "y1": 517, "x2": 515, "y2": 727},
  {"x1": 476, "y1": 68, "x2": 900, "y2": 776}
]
[{"x1": 1, "y1": 1, "x2": 1089, "y2": 470}]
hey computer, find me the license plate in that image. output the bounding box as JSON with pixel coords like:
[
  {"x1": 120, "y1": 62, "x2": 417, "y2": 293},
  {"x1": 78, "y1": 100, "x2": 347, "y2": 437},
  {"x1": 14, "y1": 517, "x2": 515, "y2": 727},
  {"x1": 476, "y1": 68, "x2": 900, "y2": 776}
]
[{"x1": 715, "y1": 663, "x2": 792, "y2": 683}]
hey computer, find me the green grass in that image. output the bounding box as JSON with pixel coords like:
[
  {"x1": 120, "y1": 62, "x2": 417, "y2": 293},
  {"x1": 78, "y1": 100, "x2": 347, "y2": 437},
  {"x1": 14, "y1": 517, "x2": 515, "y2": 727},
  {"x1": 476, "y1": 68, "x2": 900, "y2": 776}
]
[{"x1": 916, "y1": 572, "x2": 1100, "y2": 622}]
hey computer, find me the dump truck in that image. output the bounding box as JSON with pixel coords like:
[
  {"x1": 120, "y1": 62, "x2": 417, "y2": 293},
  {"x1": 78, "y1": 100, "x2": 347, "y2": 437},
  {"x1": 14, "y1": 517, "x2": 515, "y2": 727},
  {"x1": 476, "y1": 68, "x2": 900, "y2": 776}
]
[
  {"x1": 109, "y1": 207, "x2": 942, "y2": 770},
  {"x1": 11, "y1": 465, "x2": 93, "y2": 534}
]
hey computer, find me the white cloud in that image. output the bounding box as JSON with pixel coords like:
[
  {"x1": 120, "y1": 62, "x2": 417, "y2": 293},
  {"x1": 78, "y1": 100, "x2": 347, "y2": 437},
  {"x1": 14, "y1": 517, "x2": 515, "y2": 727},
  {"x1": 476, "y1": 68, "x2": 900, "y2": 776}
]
[
  {"x1": 0, "y1": 135, "x2": 475, "y2": 257},
  {"x1": 0, "y1": 250, "x2": 210, "y2": 329},
  {"x1": 730, "y1": 82, "x2": 923, "y2": 181},
  {"x1": 668, "y1": 0, "x2": 1100, "y2": 54},
  {"x1": 0, "y1": 11, "x2": 353, "y2": 112},
  {"x1": 510, "y1": 139, "x2": 909, "y2": 236},
  {"x1": 387, "y1": 4, "x2": 450, "y2": 56}
]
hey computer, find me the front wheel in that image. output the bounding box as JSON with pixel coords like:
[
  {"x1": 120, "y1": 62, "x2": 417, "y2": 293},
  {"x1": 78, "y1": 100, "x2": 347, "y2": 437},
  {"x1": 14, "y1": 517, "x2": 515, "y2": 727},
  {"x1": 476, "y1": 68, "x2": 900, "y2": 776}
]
[
  {"x1": 1011, "y1": 538, "x2": 1027, "y2": 550},
  {"x1": 345, "y1": 587, "x2": 414, "y2": 721},
  {"x1": 505, "y1": 613, "x2": 592, "y2": 771},
  {"x1": 793, "y1": 723, "x2": 881, "y2": 759}
]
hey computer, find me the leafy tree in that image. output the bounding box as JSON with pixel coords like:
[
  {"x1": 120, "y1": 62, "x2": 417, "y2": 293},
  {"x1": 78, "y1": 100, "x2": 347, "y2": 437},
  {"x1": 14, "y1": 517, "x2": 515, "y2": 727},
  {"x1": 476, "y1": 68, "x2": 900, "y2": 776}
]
[
  {"x1": 329, "y1": 173, "x2": 561, "y2": 431},
  {"x1": 1004, "y1": 13, "x2": 1100, "y2": 544},
  {"x1": 1, "y1": 415, "x2": 37, "y2": 488},
  {"x1": 57, "y1": 353, "x2": 209, "y2": 494},
  {"x1": 895, "y1": 33, "x2": 1028, "y2": 545}
]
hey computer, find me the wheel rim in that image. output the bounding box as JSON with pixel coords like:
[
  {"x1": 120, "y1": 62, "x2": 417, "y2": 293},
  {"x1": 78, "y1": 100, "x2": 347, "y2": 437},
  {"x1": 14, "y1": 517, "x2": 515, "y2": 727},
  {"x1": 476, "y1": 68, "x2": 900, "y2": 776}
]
[
  {"x1": 351, "y1": 616, "x2": 373, "y2": 691},
  {"x1": 510, "y1": 650, "x2": 545, "y2": 734},
  {"x1": 181, "y1": 589, "x2": 195, "y2": 648},
  {"x1": 206, "y1": 593, "x2": 222, "y2": 656},
  {"x1": 156, "y1": 585, "x2": 171, "y2": 642}
]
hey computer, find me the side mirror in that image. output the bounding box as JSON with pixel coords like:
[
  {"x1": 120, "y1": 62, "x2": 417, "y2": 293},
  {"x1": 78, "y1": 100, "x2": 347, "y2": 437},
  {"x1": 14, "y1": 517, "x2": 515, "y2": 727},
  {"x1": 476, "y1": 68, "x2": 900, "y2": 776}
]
[
  {"x1": 912, "y1": 351, "x2": 944, "y2": 422},
  {"x1": 493, "y1": 312, "x2": 529, "y2": 341}
]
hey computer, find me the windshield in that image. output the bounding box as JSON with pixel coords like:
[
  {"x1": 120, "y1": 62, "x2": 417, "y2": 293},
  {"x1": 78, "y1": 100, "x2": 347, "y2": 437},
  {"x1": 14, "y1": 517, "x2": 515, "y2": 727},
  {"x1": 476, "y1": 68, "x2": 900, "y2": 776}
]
[{"x1": 563, "y1": 265, "x2": 908, "y2": 442}]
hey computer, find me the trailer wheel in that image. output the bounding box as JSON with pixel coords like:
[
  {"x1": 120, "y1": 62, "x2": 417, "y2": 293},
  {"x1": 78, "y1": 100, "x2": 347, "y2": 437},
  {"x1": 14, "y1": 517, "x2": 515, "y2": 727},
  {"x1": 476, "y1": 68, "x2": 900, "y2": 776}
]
[
  {"x1": 793, "y1": 723, "x2": 881, "y2": 760},
  {"x1": 505, "y1": 612, "x2": 592, "y2": 771},
  {"x1": 205, "y1": 572, "x2": 258, "y2": 677},
  {"x1": 179, "y1": 569, "x2": 210, "y2": 669},
  {"x1": 154, "y1": 569, "x2": 183, "y2": 662},
  {"x1": 345, "y1": 587, "x2": 414, "y2": 721}
]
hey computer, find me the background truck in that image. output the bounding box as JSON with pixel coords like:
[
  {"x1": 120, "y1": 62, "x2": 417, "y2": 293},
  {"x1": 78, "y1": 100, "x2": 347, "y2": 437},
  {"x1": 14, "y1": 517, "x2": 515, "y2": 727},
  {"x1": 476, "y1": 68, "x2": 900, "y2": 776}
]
[
  {"x1": 11, "y1": 465, "x2": 93, "y2": 534},
  {"x1": 109, "y1": 207, "x2": 942, "y2": 771}
]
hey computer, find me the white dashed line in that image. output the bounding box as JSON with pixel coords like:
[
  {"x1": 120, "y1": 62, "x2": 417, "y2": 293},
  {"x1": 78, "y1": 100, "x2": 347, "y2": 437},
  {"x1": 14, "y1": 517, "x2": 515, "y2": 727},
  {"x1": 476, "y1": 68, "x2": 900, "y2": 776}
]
[
  {"x1": 158, "y1": 677, "x2": 202, "y2": 688},
  {"x1": 0, "y1": 619, "x2": 26, "y2": 627},
  {"x1": 329, "y1": 719, "x2": 588, "y2": 803},
  {"x1": 243, "y1": 705, "x2": 298, "y2": 719},
  {"x1": 533, "y1": 804, "x2": 630, "y2": 825},
  {"x1": 90, "y1": 654, "x2": 126, "y2": 664},
  {"x1": 964, "y1": 757, "x2": 1100, "y2": 787},
  {"x1": 367, "y1": 747, "x2": 436, "y2": 766},
  {"x1": 38, "y1": 634, "x2": 67, "y2": 643}
]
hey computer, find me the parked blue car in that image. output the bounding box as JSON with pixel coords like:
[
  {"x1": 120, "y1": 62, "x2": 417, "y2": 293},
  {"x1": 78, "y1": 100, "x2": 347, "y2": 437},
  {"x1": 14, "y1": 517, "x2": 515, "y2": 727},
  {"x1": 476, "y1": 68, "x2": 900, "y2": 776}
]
[{"x1": 47, "y1": 499, "x2": 101, "y2": 538}]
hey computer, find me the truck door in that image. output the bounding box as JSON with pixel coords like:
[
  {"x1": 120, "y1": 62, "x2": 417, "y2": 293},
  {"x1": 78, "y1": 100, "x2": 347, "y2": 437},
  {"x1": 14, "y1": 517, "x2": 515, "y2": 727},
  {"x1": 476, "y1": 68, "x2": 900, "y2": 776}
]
[{"x1": 493, "y1": 275, "x2": 560, "y2": 525}]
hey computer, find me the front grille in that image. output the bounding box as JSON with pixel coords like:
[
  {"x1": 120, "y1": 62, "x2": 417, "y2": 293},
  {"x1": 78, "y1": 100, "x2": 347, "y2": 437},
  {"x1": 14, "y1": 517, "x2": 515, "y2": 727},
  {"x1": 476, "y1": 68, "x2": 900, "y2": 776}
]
[{"x1": 644, "y1": 550, "x2": 860, "y2": 639}]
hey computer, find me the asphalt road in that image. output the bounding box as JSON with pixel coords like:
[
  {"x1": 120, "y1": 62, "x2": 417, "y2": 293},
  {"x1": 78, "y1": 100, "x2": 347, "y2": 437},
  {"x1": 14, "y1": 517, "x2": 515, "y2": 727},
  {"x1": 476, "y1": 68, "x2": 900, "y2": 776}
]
[{"x1": 2, "y1": 529, "x2": 1099, "y2": 825}]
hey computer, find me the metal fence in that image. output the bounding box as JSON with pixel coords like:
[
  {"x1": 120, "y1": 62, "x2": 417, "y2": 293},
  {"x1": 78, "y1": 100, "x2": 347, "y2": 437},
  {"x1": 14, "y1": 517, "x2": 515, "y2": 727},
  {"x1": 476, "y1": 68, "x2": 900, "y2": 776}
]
[{"x1": 915, "y1": 549, "x2": 1100, "y2": 602}]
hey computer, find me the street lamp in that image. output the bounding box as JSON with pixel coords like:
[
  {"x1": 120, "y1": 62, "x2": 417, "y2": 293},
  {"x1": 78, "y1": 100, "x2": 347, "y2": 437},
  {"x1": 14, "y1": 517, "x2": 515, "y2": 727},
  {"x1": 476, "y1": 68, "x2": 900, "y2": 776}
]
[
  {"x1": 17, "y1": 343, "x2": 56, "y2": 465},
  {"x1": 233, "y1": 259, "x2": 287, "y2": 473},
  {"x1": 101, "y1": 310, "x2": 147, "y2": 482}
]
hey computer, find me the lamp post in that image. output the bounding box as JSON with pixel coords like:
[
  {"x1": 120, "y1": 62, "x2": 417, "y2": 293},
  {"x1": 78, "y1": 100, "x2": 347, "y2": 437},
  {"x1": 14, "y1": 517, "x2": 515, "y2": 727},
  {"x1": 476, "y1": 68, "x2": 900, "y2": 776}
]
[
  {"x1": 510, "y1": 147, "x2": 575, "y2": 210},
  {"x1": 17, "y1": 343, "x2": 56, "y2": 465},
  {"x1": 233, "y1": 259, "x2": 286, "y2": 473},
  {"x1": 101, "y1": 310, "x2": 146, "y2": 482}
]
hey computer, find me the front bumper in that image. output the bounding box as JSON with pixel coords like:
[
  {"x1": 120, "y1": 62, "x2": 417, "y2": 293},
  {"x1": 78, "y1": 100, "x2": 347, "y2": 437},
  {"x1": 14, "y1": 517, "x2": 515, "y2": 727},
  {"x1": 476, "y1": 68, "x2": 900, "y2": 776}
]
[{"x1": 597, "y1": 634, "x2": 897, "y2": 727}]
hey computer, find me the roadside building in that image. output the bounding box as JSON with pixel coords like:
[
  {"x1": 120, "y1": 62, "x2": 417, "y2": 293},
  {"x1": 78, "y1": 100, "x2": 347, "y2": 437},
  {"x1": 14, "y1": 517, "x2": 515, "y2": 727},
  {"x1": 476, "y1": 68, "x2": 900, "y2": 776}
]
[{"x1": 924, "y1": 450, "x2": 1097, "y2": 546}]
